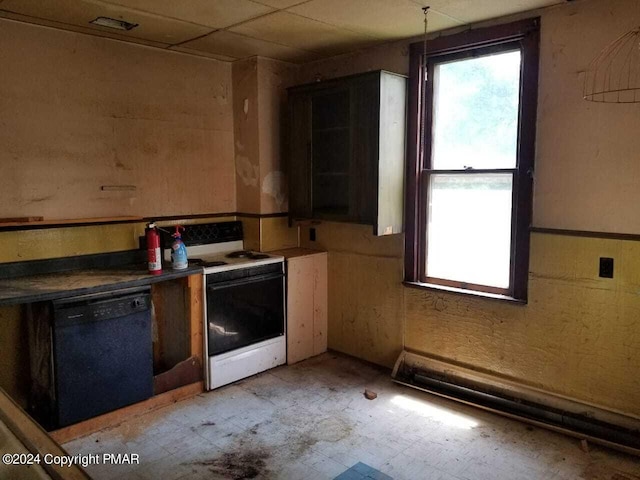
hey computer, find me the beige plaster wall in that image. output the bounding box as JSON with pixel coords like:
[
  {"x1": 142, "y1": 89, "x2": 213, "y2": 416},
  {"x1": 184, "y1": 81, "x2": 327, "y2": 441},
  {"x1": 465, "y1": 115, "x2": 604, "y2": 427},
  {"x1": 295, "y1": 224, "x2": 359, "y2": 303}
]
[
  {"x1": 534, "y1": 0, "x2": 640, "y2": 232},
  {"x1": 0, "y1": 18, "x2": 235, "y2": 220},
  {"x1": 298, "y1": 0, "x2": 640, "y2": 416},
  {"x1": 233, "y1": 57, "x2": 298, "y2": 215},
  {"x1": 233, "y1": 58, "x2": 262, "y2": 215},
  {"x1": 257, "y1": 58, "x2": 299, "y2": 214}
]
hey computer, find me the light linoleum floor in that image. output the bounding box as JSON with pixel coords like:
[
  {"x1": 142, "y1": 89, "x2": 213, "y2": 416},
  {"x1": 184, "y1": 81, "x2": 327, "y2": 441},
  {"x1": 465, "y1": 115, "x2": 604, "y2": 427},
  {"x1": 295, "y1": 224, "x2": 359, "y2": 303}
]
[{"x1": 63, "y1": 353, "x2": 640, "y2": 480}]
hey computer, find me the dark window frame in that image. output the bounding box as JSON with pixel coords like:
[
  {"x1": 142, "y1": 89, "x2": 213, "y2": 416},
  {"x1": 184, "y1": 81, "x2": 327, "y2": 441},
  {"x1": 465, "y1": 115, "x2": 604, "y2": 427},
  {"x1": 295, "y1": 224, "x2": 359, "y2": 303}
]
[{"x1": 404, "y1": 18, "x2": 540, "y2": 302}]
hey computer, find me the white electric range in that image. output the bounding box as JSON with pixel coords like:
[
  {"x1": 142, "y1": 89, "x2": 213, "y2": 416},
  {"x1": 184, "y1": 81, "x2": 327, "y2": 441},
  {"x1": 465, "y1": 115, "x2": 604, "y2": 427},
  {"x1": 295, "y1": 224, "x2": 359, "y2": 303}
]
[{"x1": 163, "y1": 222, "x2": 286, "y2": 391}]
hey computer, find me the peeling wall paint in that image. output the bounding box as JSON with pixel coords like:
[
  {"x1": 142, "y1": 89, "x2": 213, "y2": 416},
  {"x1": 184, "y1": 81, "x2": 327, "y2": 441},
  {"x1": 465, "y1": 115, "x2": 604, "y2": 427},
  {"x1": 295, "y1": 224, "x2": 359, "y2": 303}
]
[
  {"x1": 257, "y1": 58, "x2": 297, "y2": 214},
  {"x1": 233, "y1": 58, "x2": 261, "y2": 214},
  {"x1": 261, "y1": 171, "x2": 286, "y2": 211},
  {"x1": 233, "y1": 57, "x2": 298, "y2": 215},
  {"x1": 236, "y1": 154, "x2": 260, "y2": 188}
]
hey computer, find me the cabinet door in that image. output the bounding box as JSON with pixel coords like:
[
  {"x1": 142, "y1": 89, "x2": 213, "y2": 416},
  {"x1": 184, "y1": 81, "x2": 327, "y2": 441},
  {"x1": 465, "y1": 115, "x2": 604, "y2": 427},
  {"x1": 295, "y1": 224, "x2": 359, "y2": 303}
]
[
  {"x1": 286, "y1": 255, "x2": 315, "y2": 364},
  {"x1": 288, "y1": 93, "x2": 312, "y2": 220},
  {"x1": 286, "y1": 252, "x2": 328, "y2": 365},
  {"x1": 310, "y1": 87, "x2": 353, "y2": 221},
  {"x1": 350, "y1": 75, "x2": 380, "y2": 225}
]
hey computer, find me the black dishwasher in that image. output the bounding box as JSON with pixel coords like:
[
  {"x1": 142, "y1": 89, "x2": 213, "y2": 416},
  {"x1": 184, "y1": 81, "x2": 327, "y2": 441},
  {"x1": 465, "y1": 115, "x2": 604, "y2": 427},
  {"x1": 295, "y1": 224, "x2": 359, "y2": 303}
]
[{"x1": 51, "y1": 287, "x2": 154, "y2": 427}]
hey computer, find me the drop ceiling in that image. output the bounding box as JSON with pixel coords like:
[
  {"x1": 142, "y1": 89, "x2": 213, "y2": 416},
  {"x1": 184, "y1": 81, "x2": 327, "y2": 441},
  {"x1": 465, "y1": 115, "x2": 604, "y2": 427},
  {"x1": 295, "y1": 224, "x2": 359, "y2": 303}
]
[{"x1": 0, "y1": 0, "x2": 564, "y2": 63}]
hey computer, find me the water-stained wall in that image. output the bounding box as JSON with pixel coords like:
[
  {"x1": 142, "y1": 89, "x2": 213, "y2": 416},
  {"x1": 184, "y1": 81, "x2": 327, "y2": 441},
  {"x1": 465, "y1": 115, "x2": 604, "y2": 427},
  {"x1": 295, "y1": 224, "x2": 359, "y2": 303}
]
[
  {"x1": 233, "y1": 57, "x2": 298, "y2": 215},
  {"x1": 233, "y1": 58, "x2": 262, "y2": 215},
  {"x1": 233, "y1": 57, "x2": 298, "y2": 249},
  {"x1": 299, "y1": 0, "x2": 640, "y2": 417},
  {"x1": 0, "y1": 18, "x2": 235, "y2": 219}
]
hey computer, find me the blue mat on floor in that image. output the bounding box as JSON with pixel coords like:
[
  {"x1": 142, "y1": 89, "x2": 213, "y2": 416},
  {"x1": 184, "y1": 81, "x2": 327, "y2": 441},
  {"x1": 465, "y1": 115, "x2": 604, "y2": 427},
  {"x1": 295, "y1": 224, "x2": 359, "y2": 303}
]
[{"x1": 333, "y1": 462, "x2": 393, "y2": 480}]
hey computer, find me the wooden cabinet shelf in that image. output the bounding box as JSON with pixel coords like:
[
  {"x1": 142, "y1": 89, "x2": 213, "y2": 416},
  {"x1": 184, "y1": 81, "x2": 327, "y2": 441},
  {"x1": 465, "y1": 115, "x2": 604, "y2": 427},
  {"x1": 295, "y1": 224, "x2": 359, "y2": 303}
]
[{"x1": 287, "y1": 70, "x2": 407, "y2": 236}]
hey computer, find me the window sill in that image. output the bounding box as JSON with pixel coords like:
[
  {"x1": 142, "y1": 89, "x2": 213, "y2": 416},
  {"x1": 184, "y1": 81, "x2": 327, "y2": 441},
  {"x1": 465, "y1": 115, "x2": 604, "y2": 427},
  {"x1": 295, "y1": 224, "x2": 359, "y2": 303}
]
[{"x1": 402, "y1": 281, "x2": 527, "y2": 305}]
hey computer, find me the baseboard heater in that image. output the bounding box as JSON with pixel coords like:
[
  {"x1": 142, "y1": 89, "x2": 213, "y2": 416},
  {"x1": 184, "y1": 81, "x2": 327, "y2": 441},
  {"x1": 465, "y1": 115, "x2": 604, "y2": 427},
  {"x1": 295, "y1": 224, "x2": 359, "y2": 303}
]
[{"x1": 391, "y1": 351, "x2": 640, "y2": 456}]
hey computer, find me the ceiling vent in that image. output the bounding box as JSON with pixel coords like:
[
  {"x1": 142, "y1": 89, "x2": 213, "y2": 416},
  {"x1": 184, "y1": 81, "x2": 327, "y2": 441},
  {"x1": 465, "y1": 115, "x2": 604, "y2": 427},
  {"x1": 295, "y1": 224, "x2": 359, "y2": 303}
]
[{"x1": 90, "y1": 17, "x2": 138, "y2": 31}]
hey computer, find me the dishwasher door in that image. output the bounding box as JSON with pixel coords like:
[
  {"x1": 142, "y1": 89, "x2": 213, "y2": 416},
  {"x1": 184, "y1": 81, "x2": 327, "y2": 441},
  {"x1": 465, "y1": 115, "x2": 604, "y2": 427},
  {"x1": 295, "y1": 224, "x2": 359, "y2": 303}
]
[{"x1": 52, "y1": 287, "x2": 153, "y2": 428}]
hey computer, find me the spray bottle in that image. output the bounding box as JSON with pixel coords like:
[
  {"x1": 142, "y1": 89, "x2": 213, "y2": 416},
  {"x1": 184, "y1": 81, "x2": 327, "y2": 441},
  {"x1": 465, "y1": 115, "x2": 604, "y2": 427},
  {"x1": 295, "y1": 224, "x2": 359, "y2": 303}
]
[{"x1": 171, "y1": 225, "x2": 188, "y2": 270}]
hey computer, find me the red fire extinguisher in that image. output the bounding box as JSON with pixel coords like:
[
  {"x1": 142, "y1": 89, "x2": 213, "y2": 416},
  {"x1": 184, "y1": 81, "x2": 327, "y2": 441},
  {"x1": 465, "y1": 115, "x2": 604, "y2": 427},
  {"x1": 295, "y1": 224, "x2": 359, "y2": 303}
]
[{"x1": 146, "y1": 222, "x2": 162, "y2": 275}]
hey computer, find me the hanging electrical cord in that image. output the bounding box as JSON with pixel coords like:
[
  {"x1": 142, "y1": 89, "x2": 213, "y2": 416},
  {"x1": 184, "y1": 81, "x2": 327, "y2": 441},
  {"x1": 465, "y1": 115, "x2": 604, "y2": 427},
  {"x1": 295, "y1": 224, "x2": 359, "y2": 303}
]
[{"x1": 419, "y1": 6, "x2": 430, "y2": 165}]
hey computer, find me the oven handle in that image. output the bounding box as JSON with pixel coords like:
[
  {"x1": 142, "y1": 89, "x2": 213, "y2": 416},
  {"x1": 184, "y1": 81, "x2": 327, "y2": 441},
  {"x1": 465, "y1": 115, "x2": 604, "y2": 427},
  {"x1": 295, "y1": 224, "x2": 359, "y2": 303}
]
[{"x1": 206, "y1": 272, "x2": 284, "y2": 291}]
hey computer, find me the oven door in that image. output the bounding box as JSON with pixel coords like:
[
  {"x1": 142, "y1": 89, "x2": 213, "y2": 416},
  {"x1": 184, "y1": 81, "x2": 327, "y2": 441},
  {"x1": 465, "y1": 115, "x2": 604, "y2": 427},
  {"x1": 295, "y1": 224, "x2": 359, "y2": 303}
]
[{"x1": 206, "y1": 263, "x2": 285, "y2": 356}]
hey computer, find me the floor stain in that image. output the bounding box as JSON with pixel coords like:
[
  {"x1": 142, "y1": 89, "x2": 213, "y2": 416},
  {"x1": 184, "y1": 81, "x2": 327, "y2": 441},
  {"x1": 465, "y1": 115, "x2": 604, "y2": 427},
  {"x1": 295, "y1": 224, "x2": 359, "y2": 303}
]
[
  {"x1": 315, "y1": 416, "x2": 352, "y2": 442},
  {"x1": 291, "y1": 433, "x2": 318, "y2": 457},
  {"x1": 193, "y1": 450, "x2": 270, "y2": 480},
  {"x1": 64, "y1": 353, "x2": 639, "y2": 480}
]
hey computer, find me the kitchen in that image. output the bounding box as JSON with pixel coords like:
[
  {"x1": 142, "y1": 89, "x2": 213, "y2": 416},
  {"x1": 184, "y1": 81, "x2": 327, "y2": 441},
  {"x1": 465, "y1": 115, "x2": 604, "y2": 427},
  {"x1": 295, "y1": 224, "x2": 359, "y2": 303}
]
[{"x1": 1, "y1": 0, "x2": 639, "y2": 479}]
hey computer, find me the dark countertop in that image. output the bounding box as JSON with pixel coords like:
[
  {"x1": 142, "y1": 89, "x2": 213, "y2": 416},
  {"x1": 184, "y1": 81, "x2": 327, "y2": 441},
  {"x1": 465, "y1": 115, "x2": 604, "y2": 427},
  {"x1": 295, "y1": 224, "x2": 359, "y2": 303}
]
[{"x1": 0, "y1": 264, "x2": 203, "y2": 306}]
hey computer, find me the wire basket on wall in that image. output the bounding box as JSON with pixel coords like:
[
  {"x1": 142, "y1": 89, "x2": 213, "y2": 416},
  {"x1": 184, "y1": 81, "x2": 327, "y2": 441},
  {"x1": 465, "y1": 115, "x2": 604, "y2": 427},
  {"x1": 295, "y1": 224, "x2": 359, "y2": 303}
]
[{"x1": 583, "y1": 27, "x2": 640, "y2": 103}]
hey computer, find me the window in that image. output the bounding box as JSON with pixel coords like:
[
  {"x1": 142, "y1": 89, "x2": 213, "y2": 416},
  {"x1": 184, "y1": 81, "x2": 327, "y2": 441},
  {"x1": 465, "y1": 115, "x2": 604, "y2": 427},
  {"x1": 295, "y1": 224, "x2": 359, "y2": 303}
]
[{"x1": 404, "y1": 19, "x2": 540, "y2": 301}]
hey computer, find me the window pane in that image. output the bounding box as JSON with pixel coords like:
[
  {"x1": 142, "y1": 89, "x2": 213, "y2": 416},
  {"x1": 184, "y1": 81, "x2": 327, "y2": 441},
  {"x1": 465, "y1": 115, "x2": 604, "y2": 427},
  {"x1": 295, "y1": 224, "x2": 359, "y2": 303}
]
[
  {"x1": 431, "y1": 50, "x2": 521, "y2": 170},
  {"x1": 426, "y1": 174, "x2": 513, "y2": 289}
]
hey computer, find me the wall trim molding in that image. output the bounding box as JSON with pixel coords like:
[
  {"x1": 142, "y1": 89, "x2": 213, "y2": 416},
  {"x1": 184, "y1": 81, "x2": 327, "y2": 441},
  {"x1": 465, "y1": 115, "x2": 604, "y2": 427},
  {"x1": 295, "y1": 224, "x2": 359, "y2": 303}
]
[
  {"x1": 0, "y1": 212, "x2": 288, "y2": 232},
  {"x1": 531, "y1": 227, "x2": 640, "y2": 242},
  {"x1": 235, "y1": 212, "x2": 288, "y2": 219}
]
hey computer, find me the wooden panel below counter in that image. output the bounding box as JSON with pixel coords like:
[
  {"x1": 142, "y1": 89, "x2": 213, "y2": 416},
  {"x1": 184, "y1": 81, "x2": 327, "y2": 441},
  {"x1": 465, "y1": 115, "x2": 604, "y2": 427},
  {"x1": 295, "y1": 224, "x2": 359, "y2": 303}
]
[{"x1": 271, "y1": 249, "x2": 328, "y2": 365}]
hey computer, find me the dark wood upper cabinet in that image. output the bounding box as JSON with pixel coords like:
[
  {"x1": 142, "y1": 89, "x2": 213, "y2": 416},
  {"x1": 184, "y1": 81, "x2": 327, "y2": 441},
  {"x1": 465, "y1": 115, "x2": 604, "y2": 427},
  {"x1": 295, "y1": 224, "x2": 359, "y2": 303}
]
[{"x1": 287, "y1": 70, "x2": 407, "y2": 236}]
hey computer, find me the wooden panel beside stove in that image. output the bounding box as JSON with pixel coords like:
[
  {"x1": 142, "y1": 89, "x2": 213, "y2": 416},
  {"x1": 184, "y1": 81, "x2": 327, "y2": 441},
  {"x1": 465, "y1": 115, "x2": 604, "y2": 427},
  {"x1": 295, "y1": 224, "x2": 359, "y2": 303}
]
[{"x1": 272, "y1": 249, "x2": 328, "y2": 365}]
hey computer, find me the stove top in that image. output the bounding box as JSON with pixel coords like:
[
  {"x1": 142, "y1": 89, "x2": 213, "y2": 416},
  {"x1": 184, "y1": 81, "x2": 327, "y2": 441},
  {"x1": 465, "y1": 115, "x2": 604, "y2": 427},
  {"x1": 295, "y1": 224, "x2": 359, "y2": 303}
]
[
  {"x1": 226, "y1": 250, "x2": 270, "y2": 260},
  {"x1": 160, "y1": 222, "x2": 284, "y2": 274},
  {"x1": 194, "y1": 250, "x2": 284, "y2": 273},
  {"x1": 189, "y1": 258, "x2": 228, "y2": 268}
]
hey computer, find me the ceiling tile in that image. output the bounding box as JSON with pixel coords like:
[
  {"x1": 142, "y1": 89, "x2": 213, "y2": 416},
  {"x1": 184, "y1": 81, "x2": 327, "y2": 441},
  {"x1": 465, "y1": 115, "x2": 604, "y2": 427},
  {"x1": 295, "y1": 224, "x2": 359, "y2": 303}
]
[
  {"x1": 1, "y1": 0, "x2": 567, "y2": 64},
  {"x1": 0, "y1": 0, "x2": 213, "y2": 44},
  {"x1": 252, "y1": 0, "x2": 311, "y2": 8},
  {"x1": 97, "y1": 0, "x2": 274, "y2": 29},
  {"x1": 420, "y1": 0, "x2": 563, "y2": 24},
  {"x1": 0, "y1": 10, "x2": 171, "y2": 47},
  {"x1": 229, "y1": 11, "x2": 379, "y2": 56},
  {"x1": 168, "y1": 46, "x2": 237, "y2": 61},
  {"x1": 179, "y1": 30, "x2": 319, "y2": 63},
  {"x1": 288, "y1": 0, "x2": 462, "y2": 39}
]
